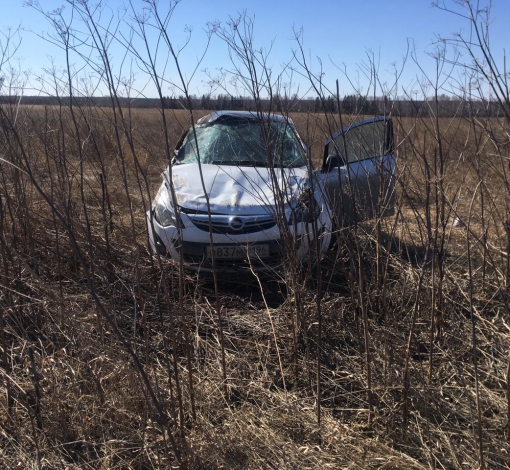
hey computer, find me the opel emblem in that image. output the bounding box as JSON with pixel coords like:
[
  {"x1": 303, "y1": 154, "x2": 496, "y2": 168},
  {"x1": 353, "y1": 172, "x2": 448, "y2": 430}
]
[{"x1": 228, "y1": 216, "x2": 244, "y2": 231}]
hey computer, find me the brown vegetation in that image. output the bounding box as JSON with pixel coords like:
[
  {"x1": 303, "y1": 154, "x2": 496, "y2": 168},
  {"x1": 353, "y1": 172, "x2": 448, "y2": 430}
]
[
  {"x1": 0, "y1": 103, "x2": 509, "y2": 469},
  {"x1": 1, "y1": 0, "x2": 510, "y2": 468}
]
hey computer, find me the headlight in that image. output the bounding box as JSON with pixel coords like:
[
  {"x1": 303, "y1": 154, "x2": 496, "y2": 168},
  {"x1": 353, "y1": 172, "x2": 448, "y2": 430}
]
[
  {"x1": 153, "y1": 185, "x2": 177, "y2": 227},
  {"x1": 154, "y1": 201, "x2": 177, "y2": 227},
  {"x1": 289, "y1": 189, "x2": 320, "y2": 225}
]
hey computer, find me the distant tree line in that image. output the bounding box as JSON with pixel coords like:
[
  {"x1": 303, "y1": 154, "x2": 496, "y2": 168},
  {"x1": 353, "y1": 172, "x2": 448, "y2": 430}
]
[{"x1": 1, "y1": 93, "x2": 505, "y2": 118}]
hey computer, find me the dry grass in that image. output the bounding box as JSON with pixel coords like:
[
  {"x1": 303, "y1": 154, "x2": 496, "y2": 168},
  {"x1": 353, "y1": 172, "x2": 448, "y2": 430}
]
[{"x1": 0, "y1": 105, "x2": 509, "y2": 469}]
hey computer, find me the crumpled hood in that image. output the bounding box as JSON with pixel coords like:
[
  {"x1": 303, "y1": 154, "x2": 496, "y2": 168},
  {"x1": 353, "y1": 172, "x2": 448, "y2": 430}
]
[{"x1": 165, "y1": 163, "x2": 308, "y2": 215}]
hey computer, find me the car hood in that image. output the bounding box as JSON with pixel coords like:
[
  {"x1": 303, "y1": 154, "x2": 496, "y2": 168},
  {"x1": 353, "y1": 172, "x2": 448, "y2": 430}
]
[{"x1": 165, "y1": 163, "x2": 308, "y2": 215}]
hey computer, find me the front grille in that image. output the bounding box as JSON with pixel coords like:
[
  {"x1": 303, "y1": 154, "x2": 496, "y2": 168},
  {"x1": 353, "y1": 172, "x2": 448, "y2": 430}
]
[{"x1": 184, "y1": 211, "x2": 276, "y2": 235}]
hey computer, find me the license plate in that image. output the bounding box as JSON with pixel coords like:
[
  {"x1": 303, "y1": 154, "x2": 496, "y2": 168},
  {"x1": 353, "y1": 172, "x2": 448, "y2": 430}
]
[{"x1": 206, "y1": 244, "x2": 270, "y2": 260}]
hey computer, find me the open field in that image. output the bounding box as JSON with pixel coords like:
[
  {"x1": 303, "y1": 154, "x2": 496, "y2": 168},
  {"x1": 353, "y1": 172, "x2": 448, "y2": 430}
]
[{"x1": 0, "y1": 104, "x2": 509, "y2": 469}]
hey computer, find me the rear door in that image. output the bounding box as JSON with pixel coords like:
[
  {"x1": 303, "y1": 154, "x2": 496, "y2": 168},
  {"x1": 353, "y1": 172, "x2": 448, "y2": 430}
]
[{"x1": 319, "y1": 117, "x2": 395, "y2": 226}]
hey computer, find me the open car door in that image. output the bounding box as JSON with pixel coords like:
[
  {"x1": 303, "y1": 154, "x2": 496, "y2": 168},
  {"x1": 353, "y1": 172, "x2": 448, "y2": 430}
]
[{"x1": 319, "y1": 117, "x2": 395, "y2": 226}]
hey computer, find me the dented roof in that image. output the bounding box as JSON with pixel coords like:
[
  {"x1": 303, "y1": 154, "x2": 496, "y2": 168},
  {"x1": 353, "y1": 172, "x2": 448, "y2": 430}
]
[{"x1": 196, "y1": 110, "x2": 294, "y2": 125}]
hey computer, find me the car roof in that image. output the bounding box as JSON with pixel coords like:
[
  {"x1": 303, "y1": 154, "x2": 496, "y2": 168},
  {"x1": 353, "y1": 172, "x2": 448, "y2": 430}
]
[{"x1": 196, "y1": 110, "x2": 294, "y2": 125}]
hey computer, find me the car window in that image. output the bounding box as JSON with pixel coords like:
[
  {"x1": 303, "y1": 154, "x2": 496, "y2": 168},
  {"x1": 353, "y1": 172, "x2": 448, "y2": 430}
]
[
  {"x1": 328, "y1": 119, "x2": 387, "y2": 163},
  {"x1": 175, "y1": 117, "x2": 306, "y2": 168}
]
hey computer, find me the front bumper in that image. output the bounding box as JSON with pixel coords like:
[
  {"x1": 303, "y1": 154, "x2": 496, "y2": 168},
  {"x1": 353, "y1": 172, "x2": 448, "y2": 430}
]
[{"x1": 147, "y1": 209, "x2": 331, "y2": 273}]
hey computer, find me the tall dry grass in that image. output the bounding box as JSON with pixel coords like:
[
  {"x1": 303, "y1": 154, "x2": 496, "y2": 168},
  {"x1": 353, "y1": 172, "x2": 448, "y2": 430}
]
[
  {"x1": 0, "y1": 102, "x2": 509, "y2": 468},
  {"x1": 1, "y1": 1, "x2": 510, "y2": 468}
]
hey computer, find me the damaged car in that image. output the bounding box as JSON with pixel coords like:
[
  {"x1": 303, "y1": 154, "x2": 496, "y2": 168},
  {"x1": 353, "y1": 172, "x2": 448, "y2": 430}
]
[{"x1": 147, "y1": 110, "x2": 395, "y2": 272}]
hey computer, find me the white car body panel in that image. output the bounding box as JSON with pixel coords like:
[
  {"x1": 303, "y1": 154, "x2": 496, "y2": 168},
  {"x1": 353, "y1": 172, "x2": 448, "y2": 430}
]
[{"x1": 168, "y1": 164, "x2": 308, "y2": 215}]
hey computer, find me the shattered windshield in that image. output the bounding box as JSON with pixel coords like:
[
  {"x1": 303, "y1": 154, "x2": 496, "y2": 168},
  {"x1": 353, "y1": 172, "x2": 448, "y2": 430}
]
[{"x1": 175, "y1": 117, "x2": 307, "y2": 168}]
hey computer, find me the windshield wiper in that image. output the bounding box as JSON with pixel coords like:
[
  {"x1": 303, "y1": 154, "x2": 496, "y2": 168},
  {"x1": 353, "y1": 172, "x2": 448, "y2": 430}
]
[{"x1": 210, "y1": 160, "x2": 268, "y2": 168}]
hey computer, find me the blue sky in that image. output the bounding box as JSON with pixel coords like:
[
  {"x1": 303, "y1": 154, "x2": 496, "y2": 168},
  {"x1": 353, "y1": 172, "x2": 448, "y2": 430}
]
[{"x1": 1, "y1": 0, "x2": 509, "y2": 99}]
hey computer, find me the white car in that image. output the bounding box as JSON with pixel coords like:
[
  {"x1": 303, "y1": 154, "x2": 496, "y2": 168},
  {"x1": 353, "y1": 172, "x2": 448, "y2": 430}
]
[{"x1": 147, "y1": 111, "x2": 395, "y2": 273}]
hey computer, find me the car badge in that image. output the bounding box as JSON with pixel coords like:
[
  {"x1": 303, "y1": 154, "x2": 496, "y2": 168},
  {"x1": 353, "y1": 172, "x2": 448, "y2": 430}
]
[{"x1": 228, "y1": 216, "x2": 244, "y2": 231}]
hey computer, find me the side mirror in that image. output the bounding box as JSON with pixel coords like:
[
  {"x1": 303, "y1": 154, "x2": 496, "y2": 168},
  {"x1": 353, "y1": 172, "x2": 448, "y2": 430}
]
[{"x1": 324, "y1": 154, "x2": 343, "y2": 173}]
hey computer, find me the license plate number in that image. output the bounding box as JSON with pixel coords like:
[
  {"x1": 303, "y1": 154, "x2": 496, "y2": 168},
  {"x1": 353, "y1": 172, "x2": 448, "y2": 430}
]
[{"x1": 206, "y1": 244, "x2": 270, "y2": 259}]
